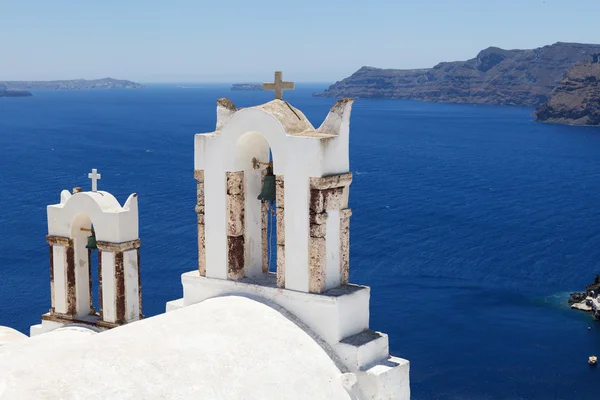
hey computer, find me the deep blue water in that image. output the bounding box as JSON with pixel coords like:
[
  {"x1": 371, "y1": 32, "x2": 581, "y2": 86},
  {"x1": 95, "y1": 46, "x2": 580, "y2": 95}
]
[{"x1": 1, "y1": 85, "x2": 600, "y2": 399}]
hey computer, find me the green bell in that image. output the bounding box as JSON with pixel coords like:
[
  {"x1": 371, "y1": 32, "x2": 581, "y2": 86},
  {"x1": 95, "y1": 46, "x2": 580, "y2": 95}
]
[
  {"x1": 86, "y1": 230, "x2": 97, "y2": 250},
  {"x1": 257, "y1": 165, "x2": 276, "y2": 202}
]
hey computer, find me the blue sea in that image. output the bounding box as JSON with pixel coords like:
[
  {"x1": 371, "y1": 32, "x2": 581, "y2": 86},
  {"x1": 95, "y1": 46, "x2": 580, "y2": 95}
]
[{"x1": 1, "y1": 85, "x2": 599, "y2": 399}]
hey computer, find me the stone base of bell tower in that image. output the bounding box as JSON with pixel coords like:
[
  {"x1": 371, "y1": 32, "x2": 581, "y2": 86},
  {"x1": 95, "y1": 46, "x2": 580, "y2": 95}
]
[{"x1": 166, "y1": 271, "x2": 410, "y2": 400}]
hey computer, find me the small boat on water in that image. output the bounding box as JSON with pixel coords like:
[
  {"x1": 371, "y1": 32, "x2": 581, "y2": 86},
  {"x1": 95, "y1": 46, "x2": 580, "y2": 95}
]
[{"x1": 589, "y1": 356, "x2": 597, "y2": 366}]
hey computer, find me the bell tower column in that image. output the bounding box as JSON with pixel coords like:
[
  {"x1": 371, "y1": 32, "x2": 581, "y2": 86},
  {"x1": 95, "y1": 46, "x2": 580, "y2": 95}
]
[
  {"x1": 307, "y1": 173, "x2": 352, "y2": 294},
  {"x1": 275, "y1": 175, "x2": 285, "y2": 287},
  {"x1": 226, "y1": 171, "x2": 245, "y2": 280},
  {"x1": 195, "y1": 170, "x2": 206, "y2": 276},
  {"x1": 46, "y1": 235, "x2": 76, "y2": 316},
  {"x1": 96, "y1": 239, "x2": 142, "y2": 327}
]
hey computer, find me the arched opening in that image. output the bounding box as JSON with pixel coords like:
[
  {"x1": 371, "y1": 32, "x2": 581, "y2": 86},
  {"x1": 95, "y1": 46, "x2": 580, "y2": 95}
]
[
  {"x1": 70, "y1": 213, "x2": 101, "y2": 321},
  {"x1": 234, "y1": 131, "x2": 283, "y2": 281}
]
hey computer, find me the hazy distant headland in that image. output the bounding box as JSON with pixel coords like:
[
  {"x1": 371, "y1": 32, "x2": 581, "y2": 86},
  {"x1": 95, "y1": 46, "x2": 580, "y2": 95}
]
[
  {"x1": 316, "y1": 42, "x2": 600, "y2": 106},
  {"x1": 0, "y1": 83, "x2": 32, "y2": 97},
  {"x1": 231, "y1": 83, "x2": 262, "y2": 91},
  {"x1": 0, "y1": 77, "x2": 145, "y2": 91}
]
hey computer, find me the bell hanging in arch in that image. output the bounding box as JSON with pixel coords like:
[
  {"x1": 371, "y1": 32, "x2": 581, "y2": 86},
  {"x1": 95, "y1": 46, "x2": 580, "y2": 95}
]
[
  {"x1": 257, "y1": 165, "x2": 276, "y2": 202},
  {"x1": 86, "y1": 230, "x2": 97, "y2": 250}
]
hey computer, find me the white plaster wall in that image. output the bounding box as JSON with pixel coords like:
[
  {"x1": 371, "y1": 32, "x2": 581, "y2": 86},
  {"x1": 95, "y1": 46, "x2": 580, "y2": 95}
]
[
  {"x1": 47, "y1": 191, "x2": 138, "y2": 243},
  {"x1": 284, "y1": 172, "x2": 309, "y2": 292},
  {"x1": 325, "y1": 209, "x2": 341, "y2": 290},
  {"x1": 180, "y1": 272, "x2": 369, "y2": 345},
  {"x1": 320, "y1": 103, "x2": 352, "y2": 176},
  {"x1": 204, "y1": 163, "x2": 227, "y2": 280},
  {"x1": 53, "y1": 245, "x2": 67, "y2": 314},
  {"x1": 123, "y1": 249, "x2": 139, "y2": 321},
  {"x1": 101, "y1": 251, "x2": 116, "y2": 323}
]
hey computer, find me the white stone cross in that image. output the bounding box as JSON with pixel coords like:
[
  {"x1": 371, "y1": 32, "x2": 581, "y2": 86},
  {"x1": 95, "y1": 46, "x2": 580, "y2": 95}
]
[
  {"x1": 262, "y1": 71, "x2": 294, "y2": 100},
  {"x1": 88, "y1": 168, "x2": 101, "y2": 192}
]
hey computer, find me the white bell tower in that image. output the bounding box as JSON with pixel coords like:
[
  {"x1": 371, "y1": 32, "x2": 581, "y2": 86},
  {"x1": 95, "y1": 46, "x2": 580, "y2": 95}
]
[
  {"x1": 167, "y1": 72, "x2": 411, "y2": 399},
  {"x1": 30, "y1": 170, "x2": 142, "y2": 336}
]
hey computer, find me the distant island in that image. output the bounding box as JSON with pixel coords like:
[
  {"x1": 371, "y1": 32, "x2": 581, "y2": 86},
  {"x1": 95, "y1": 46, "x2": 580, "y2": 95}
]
[
  {"x1": 535, "y1": 58, "x2": 600, "y2": 126},
  {"x1": 315, "y1": 42, "x2": 600, "y2": 106},
  {"x1": 0, "y1": 83, "x2": 31, "y2": 97},
  {"x1": 0, "y1": 77, "x2": 145, "y2": 91},
  {"x1": 231, "y1": 83, "x2": 262, "y2": 91}
]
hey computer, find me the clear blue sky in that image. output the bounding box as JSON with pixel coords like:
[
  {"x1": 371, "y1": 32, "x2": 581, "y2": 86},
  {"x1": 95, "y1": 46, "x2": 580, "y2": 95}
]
[{"x1": 1, "y1": 0, "x2": 599, "y2": 83}]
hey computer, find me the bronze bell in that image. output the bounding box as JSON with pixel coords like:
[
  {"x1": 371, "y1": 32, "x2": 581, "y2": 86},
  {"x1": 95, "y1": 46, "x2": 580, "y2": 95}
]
[
  {"x1": 257, "y1": 165, "x2": 276, "y2": 202},
  {"x1": 86, "y1": 230, "x2": 97, "y2": 250}
]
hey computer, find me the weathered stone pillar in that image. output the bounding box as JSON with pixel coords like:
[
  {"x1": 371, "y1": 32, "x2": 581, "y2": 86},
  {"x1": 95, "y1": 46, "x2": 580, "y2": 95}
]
[
  {"x1": 96, "y1": 239, "x2": 141, "y2": 326},
  {"x1": 87, "y1": 249, "x2": 96, "y2": 314},
  {"x1": 261, "y1": 200, "x2": 269, "y2": 273},
  {"x1": 276, "y1": 175, "x2": 285, "y2": 288},
  {"x1": 340, "y1": 208, "x2": 352, "y2": 285},
  {"x1": 226, "y1": 171, "x2": 245, "y2": 280},
  {"x1": 308, "y1": 173, "x2": 353, "y2": 294},
  {"x1": 46, "y1": 236, "x2": 76, "y2": 316},
  {"x1": 308, "y1": 209, "x2": 327, "y2": 293},
  {"x1": 194, "y1": 170, "x2": 206, "y2": 276},
  {"x1": 98, "y1": 250, "x2": 103, "y2": 319}
]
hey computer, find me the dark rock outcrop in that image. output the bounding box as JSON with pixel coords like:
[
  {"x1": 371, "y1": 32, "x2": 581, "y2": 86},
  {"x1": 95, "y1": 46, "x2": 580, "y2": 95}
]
[
  {"x1": 315, "y1": 42, "x2": 600, "y2": 106},
  {"x1": 534, "y1": 62, "x2": 600, "y2": 125},
  {"x1": 569, "y1": 275, "x2": 600, "y2": 304}
]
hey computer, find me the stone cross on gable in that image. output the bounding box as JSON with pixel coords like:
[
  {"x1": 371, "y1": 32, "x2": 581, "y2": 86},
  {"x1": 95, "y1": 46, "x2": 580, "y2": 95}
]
[
  {"x1": 263, "y1": 71, "x2": 294, "y2": 100},
  {"x1": 88, "y1": 168, "x2": 101, "y2": 192}
]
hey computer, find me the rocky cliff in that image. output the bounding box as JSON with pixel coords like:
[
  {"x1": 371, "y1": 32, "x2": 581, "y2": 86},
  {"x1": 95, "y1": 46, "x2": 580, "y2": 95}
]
[
  {"x1": 315, "y1": 42, "x2": 600, "y2": 106},
  {"x1": 534, "y1": 62, "x2": 600, "y2": 125},
  {"x1": 0, "y1": 78, "x2": 145, "y2": 90}
]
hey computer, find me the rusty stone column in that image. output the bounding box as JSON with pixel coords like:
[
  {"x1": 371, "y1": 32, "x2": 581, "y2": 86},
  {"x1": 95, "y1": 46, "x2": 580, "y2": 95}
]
[
  {"x1": 308, "y1": 173, "x2": 353, "y2": 294},
  {"x1": 308, "y1": 193, "x2": 328, "y2": 294},
  {"x1": 98, "y1": 250, "x2": 103, "y2": 319},
  {"x1": 46, "y1": 235, "x2": 76, "y2": 316},
  {"x1": 275, "y1": 175, "x2": 285, "y2": 288},
  {"x1": 48, "y1": 243, "x2": 55, "y2": 313},
  {"x1": 96, "y1": 239, "x2": 141, "y2": 327},
  {"x1": 340, "y1": 208, "x2": 353, "y2": 285},
  {"x1": 114, "y1": 251, "x2": 125, "y2": 322},
  {"x1": 194, "y1": 170, "x2": 206, "y2": 276},
  {"x1": 226, "y1": 171, "x2": 245, "y2": 280},
  {"x1": 261, "y1": 200, "x2": 269, "y2": 273}
]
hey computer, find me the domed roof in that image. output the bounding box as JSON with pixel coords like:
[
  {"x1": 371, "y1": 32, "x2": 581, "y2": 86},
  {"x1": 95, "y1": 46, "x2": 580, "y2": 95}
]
[
  {"x1": 0, "y1": 296, "x2": 352, "y2": 400},
  {"x1": 0, "y1": 326, "x2": 28, "y2": 346}
]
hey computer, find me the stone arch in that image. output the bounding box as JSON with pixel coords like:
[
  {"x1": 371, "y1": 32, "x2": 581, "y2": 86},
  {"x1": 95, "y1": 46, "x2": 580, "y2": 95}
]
[{"x1": 225, "y1": 131, "x2": 286, "y2": 284}]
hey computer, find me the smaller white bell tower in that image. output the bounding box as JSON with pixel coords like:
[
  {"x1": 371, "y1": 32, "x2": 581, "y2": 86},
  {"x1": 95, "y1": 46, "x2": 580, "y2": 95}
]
[{"x1": 30, "y1": 170, "x2": 142, "y2": 336}]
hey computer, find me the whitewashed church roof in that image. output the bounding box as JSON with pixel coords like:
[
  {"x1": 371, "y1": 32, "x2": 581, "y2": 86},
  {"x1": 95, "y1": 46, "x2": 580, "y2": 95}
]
[
  {"x1": 0, "y1": 296, "x2": 352, "y2": 400},
  {"x1": 221, "y1": 98, "x2": 341, "y2": 139},
  {"x1": 0, "y1": 327, "x2": 28, "y2": 347}
]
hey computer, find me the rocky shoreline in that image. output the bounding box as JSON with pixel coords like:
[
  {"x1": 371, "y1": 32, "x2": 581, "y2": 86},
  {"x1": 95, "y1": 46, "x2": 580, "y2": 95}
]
[{"x1": 569, "y1": 274, "x2": 600, "y2": 319}]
